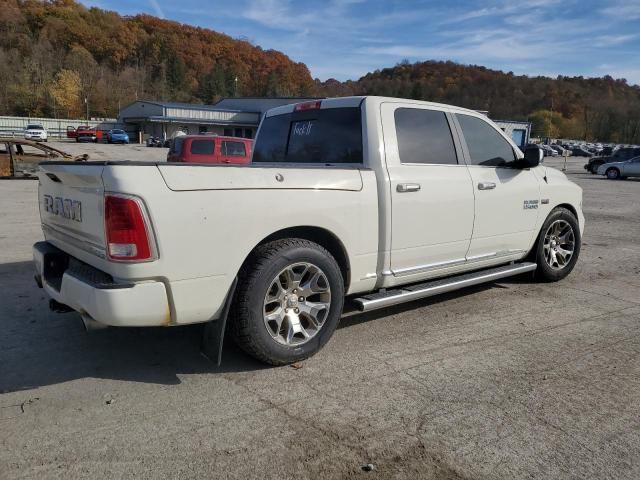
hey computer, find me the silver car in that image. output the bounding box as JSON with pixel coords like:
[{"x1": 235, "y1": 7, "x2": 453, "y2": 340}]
[{"x1": 597, "y1": 156, "x2": 640, "y2": 179}]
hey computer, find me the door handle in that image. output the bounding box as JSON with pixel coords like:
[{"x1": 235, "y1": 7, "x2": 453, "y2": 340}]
[
  {"x1": 397, "y1": 183, "x2": 421, "y2": 193},
  {"x1": 477, "y1": 182, "x2": 496, "y2": 190}
]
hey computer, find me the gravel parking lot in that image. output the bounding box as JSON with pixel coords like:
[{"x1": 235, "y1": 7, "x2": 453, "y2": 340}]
[
  {"x1": 42, "y1": 140, "x2": 169, "y2": 162},
  {"x1": 1, "y1": 154, "x2": 639, "y2": 479}
]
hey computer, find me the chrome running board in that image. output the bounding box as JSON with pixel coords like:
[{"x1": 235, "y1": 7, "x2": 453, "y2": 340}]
[{"x1": 353, "y1": 262, "x2": 537, "y2": 312}]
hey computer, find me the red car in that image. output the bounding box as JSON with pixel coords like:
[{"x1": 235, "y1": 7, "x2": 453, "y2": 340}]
[
  {"x1": 75, "y1": 126, "x2": 98, "y2": 143},
  {"x1": 66, "y1": 126, "x2": 78, "y2": 139},
  {"x1": 166, "y1": 135, "x2": 252, "y2": 164}
]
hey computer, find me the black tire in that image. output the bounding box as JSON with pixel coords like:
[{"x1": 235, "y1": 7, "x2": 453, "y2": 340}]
[
  {"x1": 533, "y1": 207, "x2": 581, "y2": 282},
  {"x1": 230, "y1": 239, "x2": 344, "y2": 366},
  {"x1": 606, "y1": 168, "x2": 620, "y2": 180}
]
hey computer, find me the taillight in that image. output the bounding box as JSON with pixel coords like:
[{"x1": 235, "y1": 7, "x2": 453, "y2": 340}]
[
  {"x1": 294, "y1": 100, "x2": 322, "y2": 112},
  {"x1": 105, "y1": 195, "x2": 153, "y2": 261}
]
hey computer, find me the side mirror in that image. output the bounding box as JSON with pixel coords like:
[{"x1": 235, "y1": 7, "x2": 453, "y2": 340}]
[{"x1": 521, "y1": 147, "x2": 543, "y2": 168}]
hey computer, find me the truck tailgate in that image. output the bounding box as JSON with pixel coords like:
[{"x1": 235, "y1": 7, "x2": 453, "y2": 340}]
[{"x1": 38, "y1": 163, "x2": 107, "y2": 259}]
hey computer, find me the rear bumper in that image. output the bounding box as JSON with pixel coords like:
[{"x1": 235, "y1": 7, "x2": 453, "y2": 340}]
[{"x1": 33, "y1": 242, "x2": 171, "y2": 327}]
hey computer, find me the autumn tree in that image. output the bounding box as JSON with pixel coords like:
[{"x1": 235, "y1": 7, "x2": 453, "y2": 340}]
[{"x1": 50, "y1": 69, "x2": 82, "y2": 117}]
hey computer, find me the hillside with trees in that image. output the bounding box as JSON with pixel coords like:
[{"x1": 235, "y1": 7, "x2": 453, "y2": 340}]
[
  {"x1": 0, "y1": 0, "x2": 314, "y2": 119},
  {"x1": 318, "y1": 61, "x2": 640, "y2": 143},
  {"x1": 2, "y1": 0, "x2": 640, "y2": 143}
]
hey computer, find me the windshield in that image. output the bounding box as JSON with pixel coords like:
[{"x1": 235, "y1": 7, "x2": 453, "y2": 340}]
[
  {"x1": 253, "y1": 107, "x2": 363, "y2": 164},
  {"x1": 26, "y1": 125, "x2": 43, "y2": 130},
  {"x1": 112, "y1": 130, "x2": 125, "y2": 134}
]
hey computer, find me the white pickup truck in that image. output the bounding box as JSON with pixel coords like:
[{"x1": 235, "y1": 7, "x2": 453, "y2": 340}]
[{"x1": 33, "y1": 96, "x2": 584, "y2": 365}]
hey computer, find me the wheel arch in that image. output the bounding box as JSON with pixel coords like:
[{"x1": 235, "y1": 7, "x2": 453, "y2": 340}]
[
  {"x1": 555, "y1": 202, "x2": 578, "y2": 220},
  {"x1": 240, "y1": 226, "x2": 351, "y2": 291},
  {"x1": 528, "y1": 203, "x2": 580, "y2": 259}
]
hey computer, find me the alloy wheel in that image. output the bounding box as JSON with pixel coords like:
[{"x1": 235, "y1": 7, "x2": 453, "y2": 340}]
[
  {"x1": 263, "y1": 262, "x2": 331, "y2": 346},
  {"x1": 543, "y1": 220, "x2": 575, "y2": 270}
]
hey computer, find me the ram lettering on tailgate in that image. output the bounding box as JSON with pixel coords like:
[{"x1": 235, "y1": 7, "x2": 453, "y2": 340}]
[{"x1": 43, "y1": 195, "x2": 82, "y2": 222}]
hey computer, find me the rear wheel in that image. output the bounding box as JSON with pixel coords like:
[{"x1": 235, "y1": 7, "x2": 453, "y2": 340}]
[
  {"x1": 230, "y1": 239, "x2": 344, "y2": 365},
  {"x1": 606, "y1": 168, "x2": 620, "y2": 180},
  {"x1": 534, "y1": 208, "x2": 581, "y2": 282}
]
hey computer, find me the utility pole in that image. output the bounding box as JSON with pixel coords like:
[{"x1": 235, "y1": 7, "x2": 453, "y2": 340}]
[
  {"x1": 85, "y1": 96, "x2": 89, "y2": 122},
  {"x1": 234, "y1": 76, "x2": 238, "y2": 97}
]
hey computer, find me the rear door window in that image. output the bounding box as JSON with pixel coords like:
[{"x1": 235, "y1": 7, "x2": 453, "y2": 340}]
[
  {"x1": 190, "y1": 139, "x2": 215, "y2": 155},
  {"x1": 253, "y1": 107, "x2": 362, "y2": 164},
  {"x1": 222, "y1": 141, "x2": 247, "y2": 157},
  {"x1": 456, "y1": 114, "x2": 516, "y2": 167},
  {"x1": 394, "y1": 108, "x2": 458, "y2": 165}
]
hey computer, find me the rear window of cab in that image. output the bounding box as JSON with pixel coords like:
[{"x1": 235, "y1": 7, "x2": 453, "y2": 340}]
[{"x1": 252, "y1": 107, "x2": 363, "y2": 164}]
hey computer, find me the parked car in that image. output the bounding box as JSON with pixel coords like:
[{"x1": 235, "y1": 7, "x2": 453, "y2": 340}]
[
  {"x1": 597, "y1": 156, "x2": 640, "y2": 179},
  {"x1": 550, "y1": 145, "x2": 566, "y2": 156},
  {"x1": 541, "y1": 145, "x2": 558, "y2": 157},
  {"x1": 107, "y1": 129, "x2": 130, "y2": 144},
  {"x1": 33, "y1": 96, "x2": 584, "y2": 366},
  {"x1": 75, "y1": 127, "x2": 97, "y2": 143},
  {"x1": 571, "y1": 147, "x2": 592, "y2": 157},
  {"x1": 0, "y1": 138, "x2": 87, "y2": 178},
  {"x1": 585, "y1": 146, "x2": 640, "y2": 173},
  {"x1": 24, "y1": 124, "x2": 48, "y2": 142},
  {"x1": 166, "y1": 135, "x2": 252, "y2": 164},
  {"x1": 66, "y1": 126, "x2": 78, "y2": 139},
  {"x1": 601, "y1": 146, "x2": 614, "y2": 156}
]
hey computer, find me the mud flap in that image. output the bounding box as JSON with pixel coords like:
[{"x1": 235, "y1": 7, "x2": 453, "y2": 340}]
[{"x1": 201, "y1": 277, "x2": 237, "y2": 367}]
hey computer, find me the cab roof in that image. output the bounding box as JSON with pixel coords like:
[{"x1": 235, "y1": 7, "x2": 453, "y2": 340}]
[{"x1": 264, "y1": 96, "x2": 488, "y2": 118}]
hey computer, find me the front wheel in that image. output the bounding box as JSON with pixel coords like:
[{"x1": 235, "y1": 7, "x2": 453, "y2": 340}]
[
  {"x1": 534, "y1": 207, "x2": 581, "y2": 282},
  {"x1": 606, "y1": 168, "x2": 620, "y2": 180},
  {"x1": 230, "y1": 239, "x2": 344, "y2": 365}
]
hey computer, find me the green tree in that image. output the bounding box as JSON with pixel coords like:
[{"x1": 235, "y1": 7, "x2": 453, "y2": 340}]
[
  {"x1": 197, "y1": 63, "x2": 234, "y2": 103},
  {"x1": 529, "y1": 110, "x2": 562, "y2": 138},
  {"x1": 166, "y1": 53, "x2": 186, "y2": 94}
]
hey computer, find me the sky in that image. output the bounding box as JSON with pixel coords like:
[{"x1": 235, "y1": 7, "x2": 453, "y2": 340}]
[{"x1": 78, "y1": 0, "x2": 640, "y2": 85}]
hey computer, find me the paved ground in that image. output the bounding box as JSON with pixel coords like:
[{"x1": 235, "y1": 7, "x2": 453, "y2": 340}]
[{"x1": 1, "y1": 156, "x2": 639, "y2": 479}]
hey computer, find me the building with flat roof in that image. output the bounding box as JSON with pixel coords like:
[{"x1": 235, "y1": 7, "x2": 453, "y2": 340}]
[{"x1": 118, "y1": 98, "x2": 319, "y2": 141}]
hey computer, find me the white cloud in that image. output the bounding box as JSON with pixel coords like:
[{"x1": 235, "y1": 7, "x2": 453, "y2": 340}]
[
  {"x1": 148, "y1": 0, "x2": 165, "y2": 18},
  {"x1": 600, "y1": 1, "x2": 640, "y2": 20},
  {"x1": 593, "y1": 34, "x2": 637, "y2": 47}
]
